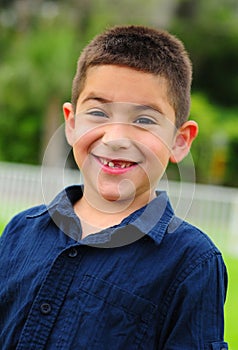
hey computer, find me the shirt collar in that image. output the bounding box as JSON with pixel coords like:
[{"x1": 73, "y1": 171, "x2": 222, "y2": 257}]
[
  {"x1": 27, "y1": 185, "x2": 176, "y2": 247},
  {"x1": 128, "y1": 191, "x2": 175, "y2": 244}
]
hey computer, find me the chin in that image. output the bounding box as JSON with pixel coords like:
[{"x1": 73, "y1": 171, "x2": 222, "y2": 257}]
[
  {"x1": 101, "y1": 194, "x2": 120, "y2": 202},
  {"x1": 99, "y1": 190, "x2": 128, "y2": 202},
  {"x1": 99, "y1": 180, "x2": 137, "y2": 202}
]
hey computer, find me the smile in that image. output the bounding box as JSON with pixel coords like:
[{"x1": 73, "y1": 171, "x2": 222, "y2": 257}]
[
  {"x1": 99, "y1": 157, "x2": 136, "y2": 169},
  {"x1": 93, "y1": 155, "x2": 139, "y2": 173}
]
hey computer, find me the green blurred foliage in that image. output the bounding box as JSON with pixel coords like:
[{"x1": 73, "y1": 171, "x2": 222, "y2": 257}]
[
  {"x1": 190, "y1": 94, "x2": 238, "y2": 185},
  {"x1": 0, "y1": 7, "x2": 80, "y2": 163},
  {"x1": 167, "y1": 93, "x2": 238, "y2": 185},
  {"x1": 171, "y1": 0, "x2": 238, "y2": 107},
  {"x1": 169, "y1": 0, "x2": 238, "y2": 186},
  {"x1": 224, "y1": 138, "x2": 238, "y2": 187}
]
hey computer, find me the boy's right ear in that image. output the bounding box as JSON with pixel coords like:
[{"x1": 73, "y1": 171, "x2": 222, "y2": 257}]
[{"x1": 63, "y1": 102, "x2": 75, "y2": 146}]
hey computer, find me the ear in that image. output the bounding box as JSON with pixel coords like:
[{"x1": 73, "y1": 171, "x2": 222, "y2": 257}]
[
  {"x1": 63, "y1": 102, "x2": 75, "y2": 146},
  {"x1": 170, "y1": 120, "x2": 198, "y2": 163}
]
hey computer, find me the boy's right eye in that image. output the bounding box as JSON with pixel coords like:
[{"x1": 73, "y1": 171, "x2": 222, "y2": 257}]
[{"x1": 86, "y1": 109, "x2": 109, "y2": 118}]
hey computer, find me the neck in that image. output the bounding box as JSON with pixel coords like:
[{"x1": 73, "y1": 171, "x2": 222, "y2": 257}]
[{"x1": 74, "y1": 187, "x2": 156, "y2": 238}]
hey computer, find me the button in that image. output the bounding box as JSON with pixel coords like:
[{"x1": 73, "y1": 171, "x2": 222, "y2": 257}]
[
  {"x1": 40, "y1": 302, "x2": 52, "y2": 315},
  {"x1": 68, "y1": 247, "x2": 78, "y2": 258}
]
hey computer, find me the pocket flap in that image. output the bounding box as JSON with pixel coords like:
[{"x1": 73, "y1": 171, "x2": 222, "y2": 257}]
[{"x1": 79, "y1": 274, "x2": 157, "y2": 323}]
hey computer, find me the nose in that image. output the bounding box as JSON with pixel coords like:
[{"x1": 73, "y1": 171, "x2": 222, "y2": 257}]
[{"x1": 102, "y1": 123, "x2": 132, "y2": 150}]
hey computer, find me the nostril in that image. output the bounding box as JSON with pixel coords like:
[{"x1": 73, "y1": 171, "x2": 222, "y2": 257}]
[{"x1": 102, "y1": 130, "x2": 132, "y2": 150}]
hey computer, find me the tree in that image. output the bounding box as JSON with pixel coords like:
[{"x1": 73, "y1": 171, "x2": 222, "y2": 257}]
[{"x1": 171, "y1": 0, "x2": 238, "y2": 107}]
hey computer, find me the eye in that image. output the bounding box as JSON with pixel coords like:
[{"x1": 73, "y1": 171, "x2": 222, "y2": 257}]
[
  {"x1": 86, "y1": 109, "x2": 109, "y2": 118},
  {"x1": 134, "y1": 116, "x2": 157, "y2": 125}
]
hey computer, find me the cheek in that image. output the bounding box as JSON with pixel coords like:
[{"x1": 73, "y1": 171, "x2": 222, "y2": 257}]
[
  {"x1": 143, "y1": 134, "x2": 173, "y2": 165},
  {"x1": 72, "y1": 128, "x2": 103, "y2": 167},
  {"x1": 72, "y1": 145, "x2": 84, "y2": 169},
  {"x1": 73, "y1": 127, "x2": 104, "y2": 157}
]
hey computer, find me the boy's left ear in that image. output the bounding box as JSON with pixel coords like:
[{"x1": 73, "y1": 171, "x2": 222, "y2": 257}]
[{"x1": 170, "y1": 120, "x2": 198, "y2": 163}]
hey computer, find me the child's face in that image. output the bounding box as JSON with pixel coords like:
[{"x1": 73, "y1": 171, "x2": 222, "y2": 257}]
[{"x1": 64, "y1": 65, "x2": 197, "y2": 206}]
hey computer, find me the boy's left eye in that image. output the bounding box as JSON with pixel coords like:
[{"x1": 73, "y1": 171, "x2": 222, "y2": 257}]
[{"x1": 134, "y1": 117, "x2": 156, "y2": 125}]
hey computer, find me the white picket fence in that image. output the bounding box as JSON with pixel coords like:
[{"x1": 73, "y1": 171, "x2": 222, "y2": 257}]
[{"x1": 0, "y1": 161, "x2": 238, "y2": 255}]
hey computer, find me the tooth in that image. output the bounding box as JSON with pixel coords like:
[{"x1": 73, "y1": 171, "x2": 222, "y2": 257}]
[
  {"x1": 100, "y1": 158, "x2": 107, "y2": 165},
  {"x1": 108, "y1": 161, "x2": 115, "y2": 168},
  {"x1": 121, "y1": 163, "x2": 126, "y2": 168}
]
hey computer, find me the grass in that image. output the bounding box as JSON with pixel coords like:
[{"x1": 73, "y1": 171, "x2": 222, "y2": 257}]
[
  {"x1": 0, "y1": 222, "x2": 6, "y2": 235},
  {"x1": 0, "y1": 222, "x2": 237, "y2": 348},
  {"x1": 224, "y1": 255, "x2": 238, "y2": 349}
]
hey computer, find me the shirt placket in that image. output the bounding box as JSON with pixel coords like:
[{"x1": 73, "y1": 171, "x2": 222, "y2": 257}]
[{"x1": 16, "y1": 245, "x2": 82, "y2": 350}]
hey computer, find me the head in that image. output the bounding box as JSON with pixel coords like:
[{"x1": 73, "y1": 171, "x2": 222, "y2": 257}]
[
  {"x1": 71, "y1": 25, "x2": 192, "y2": 128},
  {"x1": 64, "y1": 25, "x2": 198, "y2": 209}
]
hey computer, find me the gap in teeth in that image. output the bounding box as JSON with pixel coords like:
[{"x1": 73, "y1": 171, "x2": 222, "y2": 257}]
[{"x1": 100, "y1": 158, "x2": 132, "y2": 168}]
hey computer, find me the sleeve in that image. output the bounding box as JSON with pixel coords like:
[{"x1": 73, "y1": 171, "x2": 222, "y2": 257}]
[
  {"x1": 0, "y1": 217, "x2": 16, "y2": 249},
  {"x1": 0, "y1": 213, "x2": 24, "y2": 249},
  {"x1": 158, "y1": 252, "x2": 229, "y2": 350},
  {"x1": 0, "y1": 210, "x2": 44, "y2": 349},
  {"x1": 0, "y1": 216, "x2": 21, "y2": 347}
]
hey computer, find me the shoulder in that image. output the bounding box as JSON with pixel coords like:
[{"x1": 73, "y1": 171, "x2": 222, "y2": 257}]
[
  {"x1": 2, "y1": 204, "x2": 48, "y2": 231},
  {"x1": 161, "y1": 216, "x2": 226, "y2": 280},
  {"x1": 167, "y1": 216, "x2": 220, "y2": 254},
  {"x1": 0, "y1": 205, "x2": 49, "y2": 248},
  {"x1": 158, "y1": 218, "x2": 228, "y2": 299},
  {"x1": 0, "y1": 185, "x2": 81, "y2": 239}
]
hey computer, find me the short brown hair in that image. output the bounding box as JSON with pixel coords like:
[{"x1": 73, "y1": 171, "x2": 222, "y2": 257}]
[{"x1": 72, "y1": 25, "x2": 192, "y2": 127}]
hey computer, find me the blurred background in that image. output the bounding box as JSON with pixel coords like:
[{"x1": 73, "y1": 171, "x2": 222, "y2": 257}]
[{"x1": 0, "y1": 0, "x2": 238, "y2": 347}]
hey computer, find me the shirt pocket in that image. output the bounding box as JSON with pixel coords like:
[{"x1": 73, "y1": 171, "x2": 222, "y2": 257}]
[{"x1": 72, "y1": 274, "x2": 157, "y2": 350}]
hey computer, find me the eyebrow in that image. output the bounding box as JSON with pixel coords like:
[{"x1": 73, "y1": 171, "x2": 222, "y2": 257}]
[
  {"x1": 132, "y1": 104, "x2": 164, "y2": 116},
  {"x1": 81, "y1": 94, "x2": 111, "y2": 105},
  {"x1": 81, "y1": 94, "x2": 165, "y2": 116}
]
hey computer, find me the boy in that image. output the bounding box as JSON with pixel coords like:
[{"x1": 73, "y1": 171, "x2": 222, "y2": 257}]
[{"x1": 0, "y1": 25, "x2": 228, "y2": 349}]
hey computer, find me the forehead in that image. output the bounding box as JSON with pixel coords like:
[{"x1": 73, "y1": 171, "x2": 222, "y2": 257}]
[{"x1": 76, "y1": 65, "x2": 175, "y2": 120}]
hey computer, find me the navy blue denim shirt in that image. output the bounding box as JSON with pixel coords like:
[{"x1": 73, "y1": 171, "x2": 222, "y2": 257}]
[{"x1": 0, "y1": 186, "x2": 228, "y2": 350}]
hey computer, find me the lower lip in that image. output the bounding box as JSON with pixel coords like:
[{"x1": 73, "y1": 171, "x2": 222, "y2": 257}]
[{"x1": 94, "y1": 156, "x2": 138, "y2": 175}]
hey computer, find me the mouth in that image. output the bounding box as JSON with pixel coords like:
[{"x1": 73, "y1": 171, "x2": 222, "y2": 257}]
[
  {"x1": 93, "y1": 155, "x2": 139, "y2": 172},
  {"x1": 99, "y1": 157, "x2": 137, "y2": 168}
]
